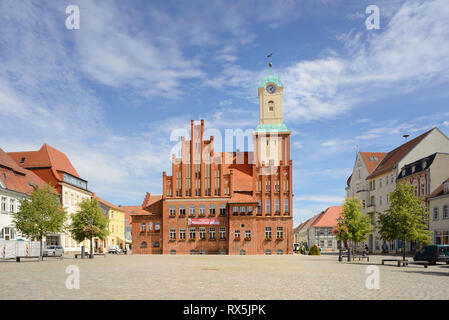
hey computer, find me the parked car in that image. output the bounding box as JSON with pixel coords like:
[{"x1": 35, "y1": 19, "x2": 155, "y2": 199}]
[
  {"x1": 413, "y1": 245, "x2": 449, "y2": 265},
  {"x1": 108, "y1": 245, "x2": 122, "y2": 254},
  {"x1": 43, "y1": 245, "x2": 64, "y2": 257}
]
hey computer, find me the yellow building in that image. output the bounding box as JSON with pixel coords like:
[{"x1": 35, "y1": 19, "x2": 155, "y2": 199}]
[{"x1": 95, "y1": 195, "x2": 126, "y2": 252}]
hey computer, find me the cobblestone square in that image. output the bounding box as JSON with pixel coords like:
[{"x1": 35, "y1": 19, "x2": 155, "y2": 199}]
[{"x1": 1, "y1": 254, "x2": 448, "y2": 300}]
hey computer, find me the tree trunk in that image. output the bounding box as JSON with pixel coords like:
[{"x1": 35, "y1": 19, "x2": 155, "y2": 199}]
[
  {"x1": 90, "y1": 233, "x2": 94, "y2": 259},
  {"x1": 402, "y1": 237, "x2": 406, "y2": 261},
  {"x1": 39, "y1": 237, "x2": 43, "y2": 261}
]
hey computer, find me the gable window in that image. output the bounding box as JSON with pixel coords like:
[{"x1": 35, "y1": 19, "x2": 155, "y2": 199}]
[
  {"x1": 169, "y1": 206, "x2": 176, "y2": 216},
  {"x1": 219, "y1": 205, "x2": 226, "y2": 216},
  {"x1": 209, "y1": 205, "x2": 215, "y2": 216},
  {"x1": 245, "y1": 230, "x2": 251, "y2": 239},
  {"x1": 234, "y1": 230, "x2": 240, "y2": 239},
  {"x1": 233, "y1": 206, "x2": 238, "y2": 215},
  {"x1": 266, "y1": 199, "x2": 270, "y2": 214},
  {"x1": 284, "y1": 199, "x2": 289, "y2": 213},
  {"x1": 257, "y1": 200, "x2": 261, "y2": 214}
]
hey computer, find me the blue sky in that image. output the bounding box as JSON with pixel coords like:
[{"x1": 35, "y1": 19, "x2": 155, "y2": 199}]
[{"x1": 1, "y1": 0, "x2": 448, "y2": 226}]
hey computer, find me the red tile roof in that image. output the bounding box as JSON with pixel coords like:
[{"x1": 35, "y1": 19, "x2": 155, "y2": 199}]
[
  {"x1": 93, "y1": 193, "x2": 124, "y2": 212},
  {"x1": 429, "y1": 178, "x2": 449, "y2": 199},
  {"x1": 0, "y1": 148, "x2": 47, "y2": 195},
  {"x1": 8, "y1": 143, "x2": 80, "y2": 180},
  {"x1": 120, "y1": 205, "x2": 150, "y2": 226},
  {"x1": 367, "y1": 129, "x2": 434, "y2": 179},
  {"x1": 359, "y1": 152, "x2": 387, "y2": 174},
  {"x1": 295, "y1": 213, "x2": 322, "y2": 232},
  {"x1": 312, "y1": 206, "x2": 343, "y2": 227},
  {"x1": 229, "y1": 192, "x2": 257, "y2": 204}
]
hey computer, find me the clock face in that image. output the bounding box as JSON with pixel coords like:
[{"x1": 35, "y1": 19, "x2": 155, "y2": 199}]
[{"x1": 266, "y1": 84, "x2": 276, "y2": 94}]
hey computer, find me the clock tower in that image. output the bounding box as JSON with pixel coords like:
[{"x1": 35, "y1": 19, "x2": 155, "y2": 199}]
[{"x1": 253, "y1": 69, "x2": 290, "y2": 167}]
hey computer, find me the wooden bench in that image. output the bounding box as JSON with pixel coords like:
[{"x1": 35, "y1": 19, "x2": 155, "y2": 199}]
[
  {"x1": 352, "y1": 255, "x2": 369, "y2": 262},
  {"x1": 382, "y1": 259, "x2": 408, "y2": 267},
  {"x1": 16, "y1": 256, "x2": 40, "y2": 262},
  {"x1": 94, "y1": 253, "x2": 106, "y2": 257}
]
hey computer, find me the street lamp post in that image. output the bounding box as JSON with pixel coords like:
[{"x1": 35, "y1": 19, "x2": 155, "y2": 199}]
[
  {"x1": 89, "y1": 217, "x2": 94, "y2": 259},
  {"x1": 337, "y1": 217, "x2": 343, "y2": 262}
]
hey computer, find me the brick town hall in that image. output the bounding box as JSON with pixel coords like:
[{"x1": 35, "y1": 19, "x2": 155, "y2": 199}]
[{"x1": 127, "y1": 71, "x2": 293, "y2": 255}]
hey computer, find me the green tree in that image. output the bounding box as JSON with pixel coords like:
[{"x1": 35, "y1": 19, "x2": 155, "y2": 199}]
[
  {"x1": 13, "y1": 184, "x2": 67, "y2": 260},
  {"x1": 377, "y1": 181, "x2": 431, "y2": 261},
  {"x1": 70, "y1": 198, "x2": 108, "y2": 257},
  {"x1": 335, "y1": 197, "x2": 372, "y2": 255}
]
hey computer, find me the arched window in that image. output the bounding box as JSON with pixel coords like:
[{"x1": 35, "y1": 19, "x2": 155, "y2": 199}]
[
  {"x1": 268, "y1": 100, "x2": 274, "y2": 112},
  {"x1": 153, "y1": 242, "x2": 160, "y2": 247},
  {"x1": 140, "y1": 241, "x2": 147, "y2": 248},
  {"x1": 240, "y1": 249, "x2": 246, "y2": 255}
]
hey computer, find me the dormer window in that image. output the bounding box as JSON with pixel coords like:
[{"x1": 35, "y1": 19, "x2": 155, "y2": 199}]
[
  {"x1": 444, "y1": 182, "x2": 449, "y2": 194},
  {"x1": 20, "y1": 157, "x2": 25, "y2": 163}
]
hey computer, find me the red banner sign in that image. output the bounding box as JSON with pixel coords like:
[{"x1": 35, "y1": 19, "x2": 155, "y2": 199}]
[{"x1": 188, "y1": 218, "x2": 220, "y2": 226}]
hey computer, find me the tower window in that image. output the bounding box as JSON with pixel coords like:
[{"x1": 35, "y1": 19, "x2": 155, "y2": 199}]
[{"x1": 268, "y1": 100, "x2": 274, "y2": 111}]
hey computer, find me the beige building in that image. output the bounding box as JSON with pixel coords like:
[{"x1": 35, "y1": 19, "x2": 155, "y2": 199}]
[
  {"x1": 95, "y1": 195, "x2": 126, "y2": 252},
  {"x1": 346, "y1": 128, "x2": 449, "y2": 253},
  {"x1": 428, "y1": 179, "x2": 449, "y2": 245}
]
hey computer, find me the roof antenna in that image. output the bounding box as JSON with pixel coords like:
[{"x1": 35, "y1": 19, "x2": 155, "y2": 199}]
[{"x1": 403, "y1": 134, "x2": 410, "y2": 142}]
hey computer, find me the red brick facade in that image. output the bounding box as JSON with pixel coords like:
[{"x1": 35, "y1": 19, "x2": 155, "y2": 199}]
[{"x1": 131, "y1": 118, "x2": 294, "y2": 255}]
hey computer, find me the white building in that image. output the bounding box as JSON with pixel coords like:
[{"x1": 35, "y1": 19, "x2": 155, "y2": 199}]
[
  {"x1": 0, "y1": 148, "x2": 46, "y2": 242},
  {"x1": 8, "y1": 144, "x2": 92, "y2": 252}
]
